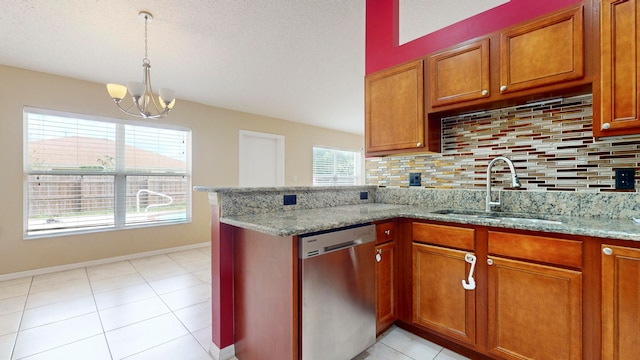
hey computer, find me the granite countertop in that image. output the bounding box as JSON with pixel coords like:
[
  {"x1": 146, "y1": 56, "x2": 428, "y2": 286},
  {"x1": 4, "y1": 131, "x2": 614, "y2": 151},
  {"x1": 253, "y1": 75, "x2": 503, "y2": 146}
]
[{"x1": 220, "y1": 203, "x2": 640, "y2": 241}]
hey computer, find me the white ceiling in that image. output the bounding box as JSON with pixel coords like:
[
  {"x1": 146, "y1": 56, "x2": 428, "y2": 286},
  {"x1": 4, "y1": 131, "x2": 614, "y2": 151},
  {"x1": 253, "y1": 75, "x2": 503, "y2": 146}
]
[
  {"x1": 0, "y1": 0, "x2": 367, "y2": 134},
  {"x1": 0, "y1": 1, "x2": 498, "y2": 135}
]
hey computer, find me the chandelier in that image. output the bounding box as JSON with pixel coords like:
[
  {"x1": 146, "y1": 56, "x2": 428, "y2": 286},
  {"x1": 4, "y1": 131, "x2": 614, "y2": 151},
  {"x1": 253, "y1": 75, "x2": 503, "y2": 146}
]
[{"x1": 106, "y1": 11, "x2": 176, "y2": 119}]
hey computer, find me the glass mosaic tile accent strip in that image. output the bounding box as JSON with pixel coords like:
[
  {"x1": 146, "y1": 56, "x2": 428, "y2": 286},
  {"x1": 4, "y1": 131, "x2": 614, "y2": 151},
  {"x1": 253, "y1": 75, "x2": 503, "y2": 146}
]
[{"x1": 366, "y1": 94, "x2": 639, "y2": 192}]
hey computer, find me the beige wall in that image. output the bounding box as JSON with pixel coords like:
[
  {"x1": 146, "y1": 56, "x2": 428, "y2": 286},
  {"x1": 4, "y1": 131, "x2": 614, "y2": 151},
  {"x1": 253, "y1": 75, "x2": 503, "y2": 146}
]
[{"x1": 0, "y1": 65, "x2": 363, "y2": 275}]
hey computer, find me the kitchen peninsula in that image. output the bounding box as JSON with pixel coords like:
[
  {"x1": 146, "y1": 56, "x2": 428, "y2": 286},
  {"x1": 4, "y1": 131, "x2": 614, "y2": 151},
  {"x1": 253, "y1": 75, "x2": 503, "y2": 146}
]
[{"x1": 195, "y1": 185, "x2": 640, "y2": 360}]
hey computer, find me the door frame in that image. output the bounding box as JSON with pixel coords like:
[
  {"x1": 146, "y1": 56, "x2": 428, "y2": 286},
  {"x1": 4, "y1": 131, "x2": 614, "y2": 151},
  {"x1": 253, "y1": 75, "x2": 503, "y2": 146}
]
[{"x1": 239, "y1": 130, "x2": 285, "y2": 187}]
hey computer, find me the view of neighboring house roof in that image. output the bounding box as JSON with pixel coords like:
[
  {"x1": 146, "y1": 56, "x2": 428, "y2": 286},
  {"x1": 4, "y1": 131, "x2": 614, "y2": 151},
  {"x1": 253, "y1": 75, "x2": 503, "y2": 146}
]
[{"x1": 28, "y1": 136, "x2": 186, "y2": 171}]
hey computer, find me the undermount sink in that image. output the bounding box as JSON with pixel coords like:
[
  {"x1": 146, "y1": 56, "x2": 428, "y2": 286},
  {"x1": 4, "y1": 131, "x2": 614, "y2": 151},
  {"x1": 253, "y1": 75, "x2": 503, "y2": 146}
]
[{"x1": 431, "y1": 209, "x2": 564, "y2": 225}]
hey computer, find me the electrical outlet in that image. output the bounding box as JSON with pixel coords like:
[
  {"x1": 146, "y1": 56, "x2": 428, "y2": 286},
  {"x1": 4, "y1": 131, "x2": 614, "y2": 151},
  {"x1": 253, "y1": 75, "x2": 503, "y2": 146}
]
[
  {"x1": 615, "y1": 168, "x2": 636, "y2": 190},
  {"x1": 284, "y1": 194, "x2": 297, "y2": 205},
  {"x1": 409, "y1": 173, "x2": 421, "y2": 186}
]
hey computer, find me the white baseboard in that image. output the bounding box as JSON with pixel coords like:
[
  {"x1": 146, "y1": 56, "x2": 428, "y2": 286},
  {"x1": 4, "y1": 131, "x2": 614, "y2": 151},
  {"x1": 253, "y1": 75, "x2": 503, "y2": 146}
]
[
  {"x1": 0, "y1": 242, "x2": 210, "y2": 282},
  {"x1": 209, "y1": 342, "x2": 236, "y2": 360}
]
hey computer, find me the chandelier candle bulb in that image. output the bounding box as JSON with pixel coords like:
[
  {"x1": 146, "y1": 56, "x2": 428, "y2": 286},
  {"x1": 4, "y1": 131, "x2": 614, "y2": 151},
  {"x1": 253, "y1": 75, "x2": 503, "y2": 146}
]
[
  {"x1": 106, "y1": 84, "x2": 128, "y2": 101},
  {"x1": 127, "y1": 81, "x2": 145, "y2": 98},
  {"x1": 159, "y1": 88, "x2": 176, "y2": 106}
]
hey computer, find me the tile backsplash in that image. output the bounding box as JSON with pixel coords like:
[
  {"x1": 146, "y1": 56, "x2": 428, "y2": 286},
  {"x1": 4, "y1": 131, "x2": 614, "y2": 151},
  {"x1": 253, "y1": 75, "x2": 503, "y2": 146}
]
[{"x1": 366, "y1": 94, "x2": 640, "y2": 192}]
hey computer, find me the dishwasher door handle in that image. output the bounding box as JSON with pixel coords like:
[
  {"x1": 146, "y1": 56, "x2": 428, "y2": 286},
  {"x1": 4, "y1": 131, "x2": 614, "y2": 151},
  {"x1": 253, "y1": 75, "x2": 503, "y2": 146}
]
[{"x1": 324, "y1": 239, "x2": 361, "y2": 253}]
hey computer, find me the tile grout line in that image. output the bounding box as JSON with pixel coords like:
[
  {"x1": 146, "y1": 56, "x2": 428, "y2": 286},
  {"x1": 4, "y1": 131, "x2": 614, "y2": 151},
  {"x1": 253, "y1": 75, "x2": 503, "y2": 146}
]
[
  {"x1": 9, "y1": 276, "x2": 33, "y2": 360},
  {"x1": 13, "y1": 271, "x2": 103, "y2": 360},
  {"x1": 86, "y1": 265, "x2": 116, "y2": 360}
]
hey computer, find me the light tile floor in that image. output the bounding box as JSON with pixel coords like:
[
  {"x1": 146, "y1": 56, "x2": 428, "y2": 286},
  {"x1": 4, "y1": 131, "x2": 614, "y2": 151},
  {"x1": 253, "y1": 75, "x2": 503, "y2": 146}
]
[{"x1": 0, "y1": 245, "x2": 469, "y2": 360}]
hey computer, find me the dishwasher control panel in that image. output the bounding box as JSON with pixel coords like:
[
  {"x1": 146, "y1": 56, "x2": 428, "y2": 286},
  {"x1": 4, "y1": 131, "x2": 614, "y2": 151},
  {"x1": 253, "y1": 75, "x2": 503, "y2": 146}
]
[{"x1": 299, "y1": 224, "x2": 376, "y2": 259}]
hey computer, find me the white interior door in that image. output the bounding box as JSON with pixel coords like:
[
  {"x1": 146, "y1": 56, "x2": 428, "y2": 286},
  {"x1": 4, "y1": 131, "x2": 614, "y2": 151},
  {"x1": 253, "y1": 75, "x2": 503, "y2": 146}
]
[{"x1": 239, "y1": 130, "x2": 285, "y2": 187}]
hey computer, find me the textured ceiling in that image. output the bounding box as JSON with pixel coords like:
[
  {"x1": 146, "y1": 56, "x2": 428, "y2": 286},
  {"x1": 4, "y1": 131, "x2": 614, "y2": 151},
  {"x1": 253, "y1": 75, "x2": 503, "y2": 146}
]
[
  {"x1": 0, "y1": 0, "x2": 367, "y2": 134},
  {"x1": 0, "y1": 1, "x2": 486, "y2": 135}
]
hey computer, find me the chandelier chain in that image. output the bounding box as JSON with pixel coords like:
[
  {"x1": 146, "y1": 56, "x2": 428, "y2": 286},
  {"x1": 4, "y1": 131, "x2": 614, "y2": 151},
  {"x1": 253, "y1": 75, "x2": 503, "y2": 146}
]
[{"x1": 144, "y1": 14, "x2": 149, "y2": 61}]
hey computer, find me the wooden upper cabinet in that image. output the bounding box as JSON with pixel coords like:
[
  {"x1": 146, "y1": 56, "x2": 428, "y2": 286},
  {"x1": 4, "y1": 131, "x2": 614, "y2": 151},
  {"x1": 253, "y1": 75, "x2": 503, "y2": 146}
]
[
  {"x1": 365, "y1": 60, "x2": 425, "y2": 154},
  {"x1": 429, "y1": 38, "x2": 490, "y2": 107},
  {"x1": 601, "y1": 245, "x2": 640, "y2": 359},
  {"x1": 499, "y1": 5, "x2": 584, "y2": 94},
  {"x1": 594, "y1": 0, "x2": 640, "y2": 138}
]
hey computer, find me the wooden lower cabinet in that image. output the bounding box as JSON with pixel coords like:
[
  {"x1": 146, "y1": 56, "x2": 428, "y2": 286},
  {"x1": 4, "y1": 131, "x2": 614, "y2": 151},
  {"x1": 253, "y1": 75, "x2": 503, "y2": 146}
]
[
  {"x1": 487, "y1": 256, "x2": 582, "y2": 360},
  {"x1": 601, "y1": 245, "x2": 640, "y2": 359},
  {"x1": 413, "y1": 243, "x2": 476, "y2": 346},
  {"x1": 376, "y1": 240, "x2": 397, "y2": 334},
  {"x1": 408, "y1": 222, "x2": 588, "y2": 359}
]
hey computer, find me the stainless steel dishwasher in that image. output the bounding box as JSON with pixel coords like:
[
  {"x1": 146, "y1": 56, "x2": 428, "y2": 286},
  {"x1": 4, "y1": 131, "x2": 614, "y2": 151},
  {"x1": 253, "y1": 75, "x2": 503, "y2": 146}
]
[{"x1": 299, "y1": 223, "x2": 376, "y2": 360}]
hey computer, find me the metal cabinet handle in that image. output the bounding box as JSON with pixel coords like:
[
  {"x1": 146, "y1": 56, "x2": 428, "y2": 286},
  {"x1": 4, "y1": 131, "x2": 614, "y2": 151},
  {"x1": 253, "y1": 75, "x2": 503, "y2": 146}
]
[
  {"x1": 487, "y1": 258, "x2": 494, "y2": 265},
  {"x1": 603, "y1": 247, "x2": 613, "y2": 256},
  {"x1": 384, "y1": 230, "x2": 391, "y2": 236},
  {"x1": 376, "y1": 248, "x2": 382, "y2": 262},
  {"x1": 500, "y1": 85, "x2": 507, "y2": 92},
  {"x1": 481, "y1": 90, "x2": 488, "y2": 96},
  {"x1": 417, "y1": 142, "x2": 423, "y2": 147},
  {"x1": 462, "y1": 254, "x2": 477, "y2": 290},
  {"x1": 602, "y1": 122, "x2": 611, "y2": 130}
]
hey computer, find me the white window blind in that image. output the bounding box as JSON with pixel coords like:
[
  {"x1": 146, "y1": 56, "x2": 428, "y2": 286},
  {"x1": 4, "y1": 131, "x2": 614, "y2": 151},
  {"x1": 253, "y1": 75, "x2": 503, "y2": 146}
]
[
  {"x1": 24, "y1": 108, "x2": 191, "y2": 237},
  {"x1": 312, "y1": 147, "x2": 361, "y2": 186}
]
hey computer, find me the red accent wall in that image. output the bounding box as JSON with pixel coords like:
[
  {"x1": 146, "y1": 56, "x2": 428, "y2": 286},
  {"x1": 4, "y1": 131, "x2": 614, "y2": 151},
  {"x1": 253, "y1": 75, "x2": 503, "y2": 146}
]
[
  {"x1": 365, "y1": 0, "x2": 584, "y2": 75},
  {"x1": 210, "y1": 205, "x2": 235, "y2": 349}
]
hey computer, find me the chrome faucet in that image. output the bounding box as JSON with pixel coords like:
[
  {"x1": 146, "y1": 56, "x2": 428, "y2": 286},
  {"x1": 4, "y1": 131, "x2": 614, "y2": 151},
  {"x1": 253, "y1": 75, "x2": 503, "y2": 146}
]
[{"x1": 486, "y1": 156, "x2": 521, "y2": 212}]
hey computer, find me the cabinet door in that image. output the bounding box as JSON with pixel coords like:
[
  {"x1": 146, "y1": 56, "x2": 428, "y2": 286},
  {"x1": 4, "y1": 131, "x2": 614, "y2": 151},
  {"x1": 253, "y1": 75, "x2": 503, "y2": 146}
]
[
  {"x1": 487, "y1": 256, "x2": 582, "y2": 360},
  {"x1": 365, "y1": 60, "x2": 424, "y2": 153},
  {"x1": 429, "y1": 38, "x2": 490, "y2": 107},
  {"x1": 499, "y1": 5, "x2": 584, "y2": 94},
  {"x1": 595, "y1": 0, "x2": 640, "y2": 137},
  {"x1": 375, "y1": 241, "x2": 397, "y2": 334},
  {"x1": 602, "y1": 245, "x2": 640, "y2": 360},
  {"x1": 413, "y1": 243, "x2": 476, "y2": 345}
]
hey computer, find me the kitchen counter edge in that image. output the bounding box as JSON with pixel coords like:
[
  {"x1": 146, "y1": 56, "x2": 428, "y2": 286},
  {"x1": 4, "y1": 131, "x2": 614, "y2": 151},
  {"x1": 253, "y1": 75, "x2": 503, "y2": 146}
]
[{"x1": 217, "y1": 203, "x2": 640, "y2": 242}]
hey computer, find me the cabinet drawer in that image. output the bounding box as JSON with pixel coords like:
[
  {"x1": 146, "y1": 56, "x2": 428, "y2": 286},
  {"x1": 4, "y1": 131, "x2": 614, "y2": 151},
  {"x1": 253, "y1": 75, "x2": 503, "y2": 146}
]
[
  {"x1": 488, "y1": 231, "x2": 582, "y2": 268},
  {"x1": 413, "y1": 222, "x2": 475, "y2": 251},
  {"x1": 376, "y1": 221, "x2": 395, "y2": 244}
]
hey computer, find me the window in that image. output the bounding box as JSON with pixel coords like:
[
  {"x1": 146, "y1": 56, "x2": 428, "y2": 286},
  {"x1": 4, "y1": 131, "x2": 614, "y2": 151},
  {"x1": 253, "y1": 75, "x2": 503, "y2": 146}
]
[
  {"x1": 24, "y1": 107, "x2": 191, "y2": 237},
  {"x1": 312, "y1": 147, "x2": 361, "y2": 185}
]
